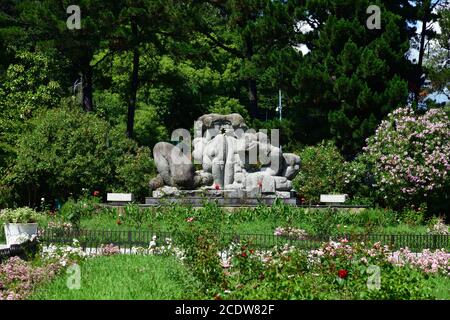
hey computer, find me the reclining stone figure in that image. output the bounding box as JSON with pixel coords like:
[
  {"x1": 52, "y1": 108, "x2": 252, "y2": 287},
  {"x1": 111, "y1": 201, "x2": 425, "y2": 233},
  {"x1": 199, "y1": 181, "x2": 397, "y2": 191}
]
[{"x1": 149, "y1": 113, "x2": 300, "y2": 198}]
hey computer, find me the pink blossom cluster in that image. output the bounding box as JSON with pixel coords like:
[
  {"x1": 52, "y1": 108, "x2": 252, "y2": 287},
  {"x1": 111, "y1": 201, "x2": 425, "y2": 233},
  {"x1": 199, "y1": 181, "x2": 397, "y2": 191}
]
[
  {"x1": 388, "y1": 248, "x2": 450, "y2": 276},
  {"x1": 309, "y1": 239, "x2": 450, "y2": 276},
  {"x1": 274, "y1": 227, "x2": 308, "y2": 240},
  {"x1": 0, "y1": 256, "x2": 62, "y2": 300},
  {"x1": 362, "y1": 107, "x2": 450, "y2": 206},
  {"x1": 309, "y1": 239, "x2": 390, "y2": 266},
  {"x1": 47, "y1": 221, "x2": 73, "y2": 231},
  {"x1": 100, "y1": 243, "x2": 121, "y2": 256}
]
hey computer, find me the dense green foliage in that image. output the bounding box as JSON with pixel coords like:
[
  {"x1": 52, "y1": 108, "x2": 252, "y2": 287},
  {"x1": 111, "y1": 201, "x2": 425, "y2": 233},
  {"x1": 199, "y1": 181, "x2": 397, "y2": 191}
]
[
  {"x1": 291, "y1": 1, "x2": 413, "y2": 156},
  {"x1": 0, "y1": 1, "x2": 448, "y2": 215},
  {"x1": 2, "y1": 107, "x2": 154, "y2": 206},
  {"x1": 292, "y1": 141, "x2": 348, "y2": 203}
]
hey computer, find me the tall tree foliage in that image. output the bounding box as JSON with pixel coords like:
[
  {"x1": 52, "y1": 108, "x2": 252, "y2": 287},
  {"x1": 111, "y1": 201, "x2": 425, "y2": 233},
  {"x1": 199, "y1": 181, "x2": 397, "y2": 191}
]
[
  {"x1": 424, "y1": 7, "x2": 450, "y2": 99},
  {"x1": 188, "y1": 0, "x2": 297, "y2": 120},
  {"x1": 409, "y1": 0, "x2": 449, "y2": 102},
  {"x1": 291, "y1": 0, "x2": 413, "y2": 158}
]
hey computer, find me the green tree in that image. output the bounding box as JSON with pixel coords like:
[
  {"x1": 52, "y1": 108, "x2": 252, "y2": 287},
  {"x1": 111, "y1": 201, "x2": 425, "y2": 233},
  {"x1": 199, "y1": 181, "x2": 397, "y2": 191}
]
[
  {"x1": 0, "y1": 51, "x2": 65, "y2": 169},
  {"x1": 409, "y1": 0, "x2": 449, "y2": 102},
  {"x1": 189, "y1": 0, "x2": 297, "y2": 120},
  {"x1": 424, "y1": 7, "x2": 450, "y2": 100},
  {"x1": 291, "y1": 0, "x2": 413, "y2": 158}
]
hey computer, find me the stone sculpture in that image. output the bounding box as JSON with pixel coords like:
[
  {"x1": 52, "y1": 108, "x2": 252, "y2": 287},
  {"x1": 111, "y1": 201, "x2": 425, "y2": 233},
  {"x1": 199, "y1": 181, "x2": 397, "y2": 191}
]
[{"x1": 149, "y1": 113, "x2": 300, "y2": 199}]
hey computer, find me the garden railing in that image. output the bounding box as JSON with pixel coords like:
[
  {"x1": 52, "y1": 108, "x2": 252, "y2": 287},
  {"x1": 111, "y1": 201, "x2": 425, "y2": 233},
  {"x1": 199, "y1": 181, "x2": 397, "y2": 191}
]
[{"x1": 37, "y1": 228, "x2": 450, "y2": 253}]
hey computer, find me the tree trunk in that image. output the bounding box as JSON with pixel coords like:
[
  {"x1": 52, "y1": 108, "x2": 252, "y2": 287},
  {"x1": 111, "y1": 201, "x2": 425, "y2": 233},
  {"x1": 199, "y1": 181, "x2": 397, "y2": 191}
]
[
  {"x1": 127, "y1": 19, "x2": 140, "y2": 139},
  {"x1": 248, "y1": 78, "x2": 259, "y2": 119},
  {"x1": 416, "y1": 16, "x2": 428, "y2": 102},
  {"x1": 245, "y1": 36, "x2": 260, "y2": 120},
  {"x1": 82, "y1": 65, "x2": 94, "y2": 112}
]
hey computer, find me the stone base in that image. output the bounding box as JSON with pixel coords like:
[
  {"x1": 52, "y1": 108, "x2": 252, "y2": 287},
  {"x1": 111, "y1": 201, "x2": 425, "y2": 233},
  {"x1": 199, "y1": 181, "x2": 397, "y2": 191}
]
[
  {"x1": 147, "y1": 189, "x2": 298, "y2": 207},
  {"x1": 145, "y1": 196, "x2": 298, "y2": 207},
  {"x1": 152, "y1": 188, "x2": 295, "y2": 198}
]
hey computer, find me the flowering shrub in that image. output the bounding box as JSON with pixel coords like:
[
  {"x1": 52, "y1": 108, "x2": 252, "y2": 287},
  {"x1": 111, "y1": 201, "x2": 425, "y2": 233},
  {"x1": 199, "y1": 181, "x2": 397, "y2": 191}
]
[
  {"x1": 46, "y1": 221, "x2": 73, "y2": 231},
  {"x1": 0, "y1": 256, "x2": 62, "y2": 300},
  {"x1": 362, "y1": 107, "x2": 450, "y2": 210},
  {"x1": 274, "y1": 227, "x2": 308, "y2": 240},
  {"x1": 427, "y1": 217, "x2": 449, "y2": 235},
  {"x1": 147, "y1": 236, "x2": 185, "y2": 260},
  {"x1": 42, "y1": 239, "x2": 89, "y2": 267},
  {"x1": 219, "y1": 239, "x2": 445, "y2": 300},
  {"x1": 0, "y1": 207, "x2": 42, "y2": 224}
]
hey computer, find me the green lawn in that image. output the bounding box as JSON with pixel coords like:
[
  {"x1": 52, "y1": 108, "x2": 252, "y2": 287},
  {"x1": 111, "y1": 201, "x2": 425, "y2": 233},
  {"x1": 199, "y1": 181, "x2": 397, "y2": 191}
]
[
  {"x1": 29, "y1": 255, "x2": 202, "y2": 300},
  {"x1": 430, "y1": 276, "x2": 450, "y2": 300}
]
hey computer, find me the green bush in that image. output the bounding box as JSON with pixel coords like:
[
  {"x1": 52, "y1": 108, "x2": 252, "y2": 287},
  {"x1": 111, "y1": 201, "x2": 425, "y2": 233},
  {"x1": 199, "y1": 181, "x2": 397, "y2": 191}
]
[
  {"x1": 293, "y1": 141, "x2": 348, "y2": 203},
  {"x1": 4, "y1": 107, "x2": 156, "y2": 206},
  {"x1": 178, "y1": 222, "x2": 227, "y2": 296},
  {"x1": 114, "y1": 147, "x2": 155, "y2": 202},
  {"x1": 342, "y1": 160, "x2": 376, "y2": 206},
  {"x1": 122, "y1": 203, "x2": 144, "y2": 228},
  {"x1": 59, "y1": 198, "x2": 99, "y2": 227},
  {"x1": 400, "y1": 206, "x2": 426, "y2": 226}
]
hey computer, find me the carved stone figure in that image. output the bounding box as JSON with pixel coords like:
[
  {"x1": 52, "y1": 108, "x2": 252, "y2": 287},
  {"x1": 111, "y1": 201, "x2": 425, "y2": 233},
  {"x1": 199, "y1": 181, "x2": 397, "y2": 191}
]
[{"x1": 149, "y1": 113, "x2": 300, "y2": 198}]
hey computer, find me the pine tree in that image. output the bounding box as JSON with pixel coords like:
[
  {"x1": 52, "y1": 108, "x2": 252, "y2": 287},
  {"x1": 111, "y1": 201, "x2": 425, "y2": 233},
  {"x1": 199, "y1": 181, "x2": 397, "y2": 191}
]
[{"x1": 291, "y1": 0, "x2": 413, "y2": 158}]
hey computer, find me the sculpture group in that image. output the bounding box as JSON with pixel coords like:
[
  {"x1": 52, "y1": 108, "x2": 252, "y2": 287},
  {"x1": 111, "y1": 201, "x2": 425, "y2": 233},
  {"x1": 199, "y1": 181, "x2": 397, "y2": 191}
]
[{"x1": 149, "y1": 113, "x2": 300, "y2": 199}]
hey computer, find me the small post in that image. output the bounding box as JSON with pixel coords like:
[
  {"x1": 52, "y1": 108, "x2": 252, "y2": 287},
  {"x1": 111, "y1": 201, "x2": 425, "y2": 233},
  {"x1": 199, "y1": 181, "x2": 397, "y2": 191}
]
[
  {"x1": 278, "y1": 89, "x2": 282, "y2": 120},
  {"x1": 128, "y1": 231, "x2": 132, "y2": 251}
]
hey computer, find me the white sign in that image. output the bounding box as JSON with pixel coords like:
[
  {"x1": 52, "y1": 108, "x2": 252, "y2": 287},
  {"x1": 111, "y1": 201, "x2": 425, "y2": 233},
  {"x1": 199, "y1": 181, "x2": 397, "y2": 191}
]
[
  {"x1": 320, "y1": 194, "x2": 347, "y2": 203},
  {"x1": 107, "y1": 193, "x2": 133, "y2": 202}
]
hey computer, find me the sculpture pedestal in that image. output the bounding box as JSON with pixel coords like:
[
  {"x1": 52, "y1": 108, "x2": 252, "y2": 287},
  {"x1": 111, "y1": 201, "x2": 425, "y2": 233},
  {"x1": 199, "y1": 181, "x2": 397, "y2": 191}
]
[{"x1": 145, "y1": 189, "x2": 298, "y2": 207}]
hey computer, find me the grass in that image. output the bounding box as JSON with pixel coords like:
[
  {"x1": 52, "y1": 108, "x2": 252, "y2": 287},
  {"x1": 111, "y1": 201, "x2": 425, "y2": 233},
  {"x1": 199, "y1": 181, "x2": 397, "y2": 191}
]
[
  {"x1": 429, "y1": 275, "x2": 450, "y2": 300},
  {"x1": 70, "y1": 205, "x2": 430, "y2": 237},
  {"x1": 29, "y1": 255, "x2": 202, "y2": 300}
]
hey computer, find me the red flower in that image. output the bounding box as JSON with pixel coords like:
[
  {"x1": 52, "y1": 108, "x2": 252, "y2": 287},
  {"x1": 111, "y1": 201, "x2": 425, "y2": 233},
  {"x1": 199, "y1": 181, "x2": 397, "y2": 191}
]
[
  {"x1": 241, "y1": 252, "x2": 247, "y2": 258},
  {"x1": 249, "y1": 249, "x2": 254, "y2": 254},
  {"x1": 214, "y1": 184, "x2": 221, "y2": 190},
  {"x1": 338, "y1": 269, "x2": 348, "y2": 279},
  {"x1": 186, "y1": 217, "x2": 195, "y2": 223},
  {"x1": 93, "y1": 191, "x2": 100, "y2": 197},
  {"x1": 116, "y1": 219, "x2": 122, "y2": 225},
  {"x1": 257, "y1": 180, "x2": 263, "y2": 188}
]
